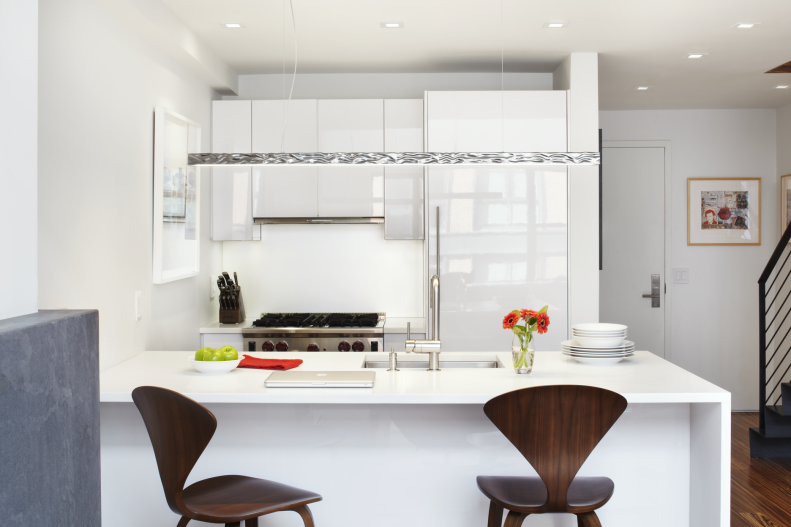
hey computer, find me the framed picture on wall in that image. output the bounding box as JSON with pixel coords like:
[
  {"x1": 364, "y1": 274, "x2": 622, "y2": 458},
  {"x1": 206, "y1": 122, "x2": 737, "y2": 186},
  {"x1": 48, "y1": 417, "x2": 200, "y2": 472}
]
[
  {"x1": 687, "y1": 178, "x2": 761, "y2": 246},
  {"x1": 781, "y1": 174, "x2": 791, "y2": 239},
  {"x1": 153, "y1": 107, "x2": 201, "y2": 284}
]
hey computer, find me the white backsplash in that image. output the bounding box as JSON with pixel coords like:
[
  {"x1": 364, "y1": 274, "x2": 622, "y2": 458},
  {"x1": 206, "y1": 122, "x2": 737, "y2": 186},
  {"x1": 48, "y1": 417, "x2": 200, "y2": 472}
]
[{"x1": 222, "y1": 224, "x2": 423, "y2": 317}]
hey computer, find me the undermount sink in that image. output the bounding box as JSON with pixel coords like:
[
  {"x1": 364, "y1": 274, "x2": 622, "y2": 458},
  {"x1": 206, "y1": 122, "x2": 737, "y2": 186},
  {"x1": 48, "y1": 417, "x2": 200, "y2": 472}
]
[{"x1": 363, "y1": 358, "x2": 501, "y2": 369}]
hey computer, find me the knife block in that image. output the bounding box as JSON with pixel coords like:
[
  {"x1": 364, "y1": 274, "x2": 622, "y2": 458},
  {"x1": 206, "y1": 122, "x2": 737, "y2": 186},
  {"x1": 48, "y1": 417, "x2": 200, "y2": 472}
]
[{"x1": 219, "y1": 288, "x2": 246, "y2": 324}]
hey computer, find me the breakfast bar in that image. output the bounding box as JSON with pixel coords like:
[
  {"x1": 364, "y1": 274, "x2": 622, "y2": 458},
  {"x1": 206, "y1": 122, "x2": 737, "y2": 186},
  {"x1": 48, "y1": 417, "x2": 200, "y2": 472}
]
[{"x1": 100, "y1": 351, "x2": 729, "y2": 527}]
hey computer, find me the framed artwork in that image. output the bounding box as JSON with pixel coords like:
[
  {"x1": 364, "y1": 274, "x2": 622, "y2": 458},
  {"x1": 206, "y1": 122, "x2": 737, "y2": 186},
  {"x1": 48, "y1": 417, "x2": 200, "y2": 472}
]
[
  {"x1": 687, "y1": 178, "x2": 761, "y2": 246},
  {"x1": 153, "y1": 107, "x2": 201, "y2": 284},
  {"x1": 781, "y1": 174, "x2": 791, "y2": 238}
]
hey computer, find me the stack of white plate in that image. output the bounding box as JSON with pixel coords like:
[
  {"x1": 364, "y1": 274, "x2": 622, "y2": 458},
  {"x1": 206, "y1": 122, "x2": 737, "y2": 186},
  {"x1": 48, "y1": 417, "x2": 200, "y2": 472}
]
[{"x1": 562, "y1": 323, "x2": 634, "y2": 364}]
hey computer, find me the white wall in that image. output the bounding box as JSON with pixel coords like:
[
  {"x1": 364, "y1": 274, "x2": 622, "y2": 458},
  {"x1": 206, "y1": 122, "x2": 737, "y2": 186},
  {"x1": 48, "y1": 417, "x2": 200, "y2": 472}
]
[
  {"x1": 223, "y1": 225, "x2": 423, "y2": 317},
  {"x1": 38, "y1": 0, "x2": 223, "y2": 369},
  {"x1": 600, "y1": 109, "x2": 778, "y2": 410},
  {"x1": 0, "y1": 0, "x2": 38, "y2": 321},
  {"x1": 780, "y1": 103, "x2": 791, "y2": 176},
  {"x1": 225, "y1": 72, "x2": 552, "y2": 100}
]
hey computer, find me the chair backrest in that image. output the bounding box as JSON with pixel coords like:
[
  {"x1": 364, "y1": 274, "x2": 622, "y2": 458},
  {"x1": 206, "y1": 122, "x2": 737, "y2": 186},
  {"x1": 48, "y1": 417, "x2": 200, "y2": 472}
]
[
  {"x1": 132, "y1": 386, "x2": 217, "y2": 515},
  {"x1": 483, "y1": 385, "x2": 627, "y2": 513}
]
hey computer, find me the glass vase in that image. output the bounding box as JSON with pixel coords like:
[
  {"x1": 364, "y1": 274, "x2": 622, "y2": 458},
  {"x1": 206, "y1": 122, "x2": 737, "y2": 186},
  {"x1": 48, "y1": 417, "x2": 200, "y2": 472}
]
[{"x1": 511, "y1": 333, "x2": 534, "y2": 374}]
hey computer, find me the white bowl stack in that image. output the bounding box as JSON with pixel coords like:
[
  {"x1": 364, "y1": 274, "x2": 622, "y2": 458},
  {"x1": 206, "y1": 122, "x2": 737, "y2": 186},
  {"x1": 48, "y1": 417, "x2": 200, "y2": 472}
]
[{"x1": 562, "y1": 323, "x2": 634, "y2": 364}]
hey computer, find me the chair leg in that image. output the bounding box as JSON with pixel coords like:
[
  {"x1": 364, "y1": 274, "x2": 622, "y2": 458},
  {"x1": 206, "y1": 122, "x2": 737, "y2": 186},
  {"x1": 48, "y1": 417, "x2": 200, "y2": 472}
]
[
  {"x1": 503, "y1": 511, "x2": 529, "y2": 527},
  {"x1": 177, "y1": 517, "x2": 190, "y2": 527},
  {"x1": 225, "y1": 523, "x2": 241, "y2": 527},
  {"x1": 577, "y1": 512, "x2": 602, "y2": 527},
  {"x1": 294, "y1": 505, "x2": 315, "y2": 527},
  {"x1": 487, "y1": 501, "x2": 504, "y2": 527},
  {"x1": 245, "y1": 518, "x2": 259, "y2": 527}
]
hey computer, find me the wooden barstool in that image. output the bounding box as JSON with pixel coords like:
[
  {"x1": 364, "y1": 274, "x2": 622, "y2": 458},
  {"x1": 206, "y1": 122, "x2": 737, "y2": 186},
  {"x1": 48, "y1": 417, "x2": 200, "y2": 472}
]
[
  {"x1": 477, "y1": 385, "x2": 627, "y2": 527},
  {"x1": 132, "y1": 386, "x2": 322, "y2": 527}
]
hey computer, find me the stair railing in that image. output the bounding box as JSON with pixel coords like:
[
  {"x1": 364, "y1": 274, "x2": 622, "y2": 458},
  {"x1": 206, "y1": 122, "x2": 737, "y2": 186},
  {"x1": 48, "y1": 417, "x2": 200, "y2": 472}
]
[{"x1": 759, "y1": 222, "x2": 791, "y2": 430}]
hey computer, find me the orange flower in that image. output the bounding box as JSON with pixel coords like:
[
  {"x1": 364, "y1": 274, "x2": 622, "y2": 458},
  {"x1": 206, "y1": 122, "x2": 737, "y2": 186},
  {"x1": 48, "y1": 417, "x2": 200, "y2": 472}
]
[
  {"x1": 520, "y1": 309, "x2": 538, "y2": 321},
  {"x1": 502, "y1": 312, "x2": 520, "y2": 329},
  {"x1": 535, "y1": 312, "x2": 550, "y2": 334}
]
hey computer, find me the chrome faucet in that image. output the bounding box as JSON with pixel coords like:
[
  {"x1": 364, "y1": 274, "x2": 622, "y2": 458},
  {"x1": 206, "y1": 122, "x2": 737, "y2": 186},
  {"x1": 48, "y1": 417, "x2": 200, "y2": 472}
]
[{"x1": 406, "y1": 207, "x2": 442, "y2": 371}]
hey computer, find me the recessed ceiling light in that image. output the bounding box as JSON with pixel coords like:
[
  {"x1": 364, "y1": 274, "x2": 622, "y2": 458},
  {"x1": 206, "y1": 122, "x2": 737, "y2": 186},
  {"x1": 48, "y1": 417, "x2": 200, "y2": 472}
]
[
  {"x1": 635, "y1": 86, "x2": 652, "y2": 91},
  {"x1": 734, "y1": 23, "x2": 760, "y2": 29},
  {"x1": 543, "y1": 22, "x2": 568, "y2": 28},
  {"x1": 380, "y1": 22, "x2": 403, "y2": 28},
  {"x1": 777, "y1": 85, "x2": 790, "y2": 89},
  {"x1": 223, "y1": 23, "x2": 244, "y2": 28},
  {"x1": 686, "y1": 53, "x2": 707, "y2": 59}
]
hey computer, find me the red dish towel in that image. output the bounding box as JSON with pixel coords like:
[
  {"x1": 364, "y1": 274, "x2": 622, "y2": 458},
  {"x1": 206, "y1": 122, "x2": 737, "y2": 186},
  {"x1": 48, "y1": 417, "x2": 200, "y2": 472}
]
[{"x1": 238, "y1": 355, "x2": 303, "y2": 371}]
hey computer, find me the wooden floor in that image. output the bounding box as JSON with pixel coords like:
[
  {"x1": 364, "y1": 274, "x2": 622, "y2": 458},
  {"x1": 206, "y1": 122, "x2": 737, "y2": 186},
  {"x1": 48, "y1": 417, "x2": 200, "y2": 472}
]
[{"x1": 732, "y1": 412, "x2": 791, "y2": 526}]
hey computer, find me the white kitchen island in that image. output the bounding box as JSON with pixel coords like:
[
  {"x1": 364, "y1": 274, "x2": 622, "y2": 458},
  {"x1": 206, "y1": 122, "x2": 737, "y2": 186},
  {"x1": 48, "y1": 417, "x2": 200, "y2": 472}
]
[{"x1": 100, "y1": 351, "x2": 729, "y2": 527}]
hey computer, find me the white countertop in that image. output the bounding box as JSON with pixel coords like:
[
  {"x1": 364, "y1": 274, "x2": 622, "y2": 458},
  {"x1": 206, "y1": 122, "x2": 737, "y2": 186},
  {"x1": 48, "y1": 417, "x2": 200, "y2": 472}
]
[
  {"x1": 199, "y1": 317, "x2": 426, "y2": 334},
  {"x1": 100, "y1": 351, "x2": 729, "y2": 405}
]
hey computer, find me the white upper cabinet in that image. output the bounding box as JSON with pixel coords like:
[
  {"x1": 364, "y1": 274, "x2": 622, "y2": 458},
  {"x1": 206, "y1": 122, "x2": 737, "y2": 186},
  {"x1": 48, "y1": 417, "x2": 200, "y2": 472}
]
[
  {"x1": 503, "y1": 91, "x2": 567, "y2": 152},
  {"x1": 318, "y1": 99, "x2": 384, "y2": 151},
  {"x1": 384, "y1": 99, "x2": 424, "y2": 152},
  {"x1": 252, "y1": 100, "x2": 318, "y2": 218},
  {"x1": 384, "y1": 99, "x2": 424, "y2": 239},
  {"x1": 426, "y1": 92, "x2": 502, "y2": 152},
  {"x1": 317, "y1": 100, "x2": 384, "y2": 217},
  {"x1": 211, "y1": 101, "x2": 257, "y2": 240},
  {"x1": 212, "y1": 100, "x2": 252, "y2": 153},
  {"x1": 426, "y1": 91, "x2": 567, "y2": 153}
]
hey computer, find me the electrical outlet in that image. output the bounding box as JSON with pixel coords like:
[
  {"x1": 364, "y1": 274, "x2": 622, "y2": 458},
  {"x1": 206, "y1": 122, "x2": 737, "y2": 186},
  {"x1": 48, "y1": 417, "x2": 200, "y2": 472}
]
[
  {"x1": 210, "y1": 277, "x2": 217, "y2": 299},
  {"x1": 672, "y1": 268, "x2": 690, "y2": 284},
  {"x1": 135, "y1": 291, "x2": 142, "y2": 320}
]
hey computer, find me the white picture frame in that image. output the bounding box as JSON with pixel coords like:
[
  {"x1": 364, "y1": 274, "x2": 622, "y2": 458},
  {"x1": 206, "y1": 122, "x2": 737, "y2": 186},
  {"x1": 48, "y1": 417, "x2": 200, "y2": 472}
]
[
  {"x1": 687, "y1": 177, "x2": 761, "y2": 246},
  {"x1": 153, "y1": 107, "x2": 201, "y2": 284}
]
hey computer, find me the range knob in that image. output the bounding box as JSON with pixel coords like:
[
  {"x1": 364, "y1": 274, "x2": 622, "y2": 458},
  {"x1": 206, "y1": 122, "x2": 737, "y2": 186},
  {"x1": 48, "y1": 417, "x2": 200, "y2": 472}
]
[
  {"x1": 338, "y1": 341, "x2": 351, "y2": 352},
  {"x1": 352, "y1": 341, "x2": 365, "y2": 352},
  {"x1": 307, "y1": 343, "x2": 320, "y2": 352},
  {"x1": 276, "y1": 341, "x2": 289, "y2": 351},
  {"x1": 262, "y1": 341, "x2": 275, "y2": 351}
]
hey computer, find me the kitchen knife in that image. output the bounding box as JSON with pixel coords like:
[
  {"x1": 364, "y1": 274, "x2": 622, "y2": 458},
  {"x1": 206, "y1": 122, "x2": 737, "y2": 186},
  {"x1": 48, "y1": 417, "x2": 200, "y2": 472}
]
[
  {"x1": 217, "y1": 280, "x2": 226, "y2": 308},
  {"x1": 234, "y1": 272, "x2": 239, "y2": 288},
  {"x1": 218, "y1": 275, "x2": 228, "y2": 288},
  {"x1": 222, "y1": 272, "x2": 233, "y2": 287}
]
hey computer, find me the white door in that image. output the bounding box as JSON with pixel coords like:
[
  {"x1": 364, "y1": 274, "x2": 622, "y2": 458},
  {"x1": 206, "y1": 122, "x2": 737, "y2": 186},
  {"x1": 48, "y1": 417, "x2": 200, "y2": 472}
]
[{"x1": 600, "y1": 145, "x2": 668, "y2": 357}]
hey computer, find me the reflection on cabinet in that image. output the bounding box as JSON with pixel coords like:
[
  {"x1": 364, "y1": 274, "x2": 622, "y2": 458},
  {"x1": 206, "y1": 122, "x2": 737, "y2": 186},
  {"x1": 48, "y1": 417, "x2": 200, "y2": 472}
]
[
  {"x1": 318, "y1": 168, "x2": 384, "y2": 217},
  {"x1": 318, "y1": 99, "x2": 384, "y2": 151},
  {"x1": 252, "y1": 100, "x2": 318, "y2": 218},
  {"x1": 384, "y1": 99, "x2": 423, "y2": 152},
  {"x1": 212, "y1": 101, "x2": 258, "y2": 240},
  {"x1": 385, "y1": 167, "x2": 424, "y2": 239},
  {"x1": 425, "y1": 91, "x2": 567, "y2": 153}
]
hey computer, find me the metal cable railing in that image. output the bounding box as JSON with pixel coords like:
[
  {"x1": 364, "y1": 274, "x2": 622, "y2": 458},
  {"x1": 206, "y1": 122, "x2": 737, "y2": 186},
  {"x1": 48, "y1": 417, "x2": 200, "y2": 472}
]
[{"x1": 759, "y1": 223, "x2": 791, "y2": 429}]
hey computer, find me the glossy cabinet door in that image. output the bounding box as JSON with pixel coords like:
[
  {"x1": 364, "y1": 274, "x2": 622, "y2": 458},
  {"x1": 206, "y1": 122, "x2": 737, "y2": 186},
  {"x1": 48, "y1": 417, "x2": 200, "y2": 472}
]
[
  {"x1": 317, "y1": 99, "x2": 384, "y2": 217},
  {"x1": 503, "y1": 91, "x2": 567, "y2": 152},
  {"x1": 426, "y1": 166, "x2": 568, "y2": 352},
  {"x1": 426, "y1": 92, "x2": 503, "y2": 152},
  {"x1": 211, "y1": 101, "x2": 258, "y2": 240},
  {"x1": 384, "y1": 99, "x2": 424, "y2": 239},
  {"x1": 252, "y1": 100, "x2": 318, "y2": 218}
]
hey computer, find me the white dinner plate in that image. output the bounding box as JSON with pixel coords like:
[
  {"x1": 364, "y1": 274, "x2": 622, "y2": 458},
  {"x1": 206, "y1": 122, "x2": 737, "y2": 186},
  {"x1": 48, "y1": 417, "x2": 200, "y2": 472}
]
[
  {"x1": 562, "y1": 350, "x2": 634, "y2": 357},
  {"x1": 562, "y1": 340, "x2": 634, "y2": 350},
  {"x1": 566, "y1": 354, "x2": 632, "y2": 364}
]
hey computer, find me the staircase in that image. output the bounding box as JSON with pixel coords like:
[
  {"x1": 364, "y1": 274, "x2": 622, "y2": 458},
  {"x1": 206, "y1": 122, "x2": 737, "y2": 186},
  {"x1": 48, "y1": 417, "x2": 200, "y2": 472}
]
[{"x1": 751, "y1": 223, "x2": 791, "y2": 457}]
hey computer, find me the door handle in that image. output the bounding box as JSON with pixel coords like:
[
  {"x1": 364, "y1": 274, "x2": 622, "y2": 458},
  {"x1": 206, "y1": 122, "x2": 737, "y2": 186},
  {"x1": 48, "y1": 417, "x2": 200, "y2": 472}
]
[{"x1": 642, "y1": 274, "x2": 661, "y2": 308}]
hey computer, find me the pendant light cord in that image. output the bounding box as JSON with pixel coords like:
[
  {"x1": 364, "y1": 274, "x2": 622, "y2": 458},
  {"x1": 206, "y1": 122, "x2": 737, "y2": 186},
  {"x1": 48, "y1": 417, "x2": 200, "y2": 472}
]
[
  {"x1": 500, "y1": 0, "x2": 504, "y2": 152},
  {"x1": 280, "y1": 0, "x2": 298, "y2": 153}
]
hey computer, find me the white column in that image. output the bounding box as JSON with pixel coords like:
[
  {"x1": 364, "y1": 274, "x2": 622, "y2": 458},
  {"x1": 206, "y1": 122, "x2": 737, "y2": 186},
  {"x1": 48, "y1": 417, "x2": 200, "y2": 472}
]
[
  {"x1": 0, "y1": 0, "x2": 38, "y2": 320},
  {"x1": 779, "y1": 103, "x2": 791, "y2": 176},
  {"x1": 554, "y1": 53, "x2": 600, "y2": 327}
]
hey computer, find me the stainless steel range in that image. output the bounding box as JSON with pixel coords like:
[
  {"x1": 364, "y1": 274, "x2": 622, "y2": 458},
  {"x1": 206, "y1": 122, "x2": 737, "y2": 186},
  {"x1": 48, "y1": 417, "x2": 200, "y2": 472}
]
[{"x1": 242, "y1": 313, "x2": 384, "y2": 352}]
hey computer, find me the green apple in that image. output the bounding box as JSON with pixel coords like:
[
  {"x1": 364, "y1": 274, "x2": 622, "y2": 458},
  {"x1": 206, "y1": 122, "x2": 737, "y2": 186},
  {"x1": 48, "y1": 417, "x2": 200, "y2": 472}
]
[
  {"x1": 204, "y1": 349, "x2": 225, "y2": 361},
  {"x1": 194, "y1": 347, "x2": 216, "y2": 361},
  {"x1": 220, "y1": 345, "x2": 238, "y2": 361}
]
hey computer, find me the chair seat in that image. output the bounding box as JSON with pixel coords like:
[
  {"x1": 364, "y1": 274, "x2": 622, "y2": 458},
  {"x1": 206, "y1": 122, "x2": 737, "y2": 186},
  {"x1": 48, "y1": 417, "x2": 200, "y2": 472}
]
[
  {"x1": 182, "y1": 475, "x2": 322, "y2": 522},
  {"x1": 476, "y1": 475, "x2": 614, "y2": 514}
]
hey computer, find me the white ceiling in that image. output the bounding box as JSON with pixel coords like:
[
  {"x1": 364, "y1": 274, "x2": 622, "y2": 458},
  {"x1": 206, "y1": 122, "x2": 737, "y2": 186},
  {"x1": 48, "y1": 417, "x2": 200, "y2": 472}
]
[{"x1": 160, "y1": 0, "x2": 791, "y2": 110}]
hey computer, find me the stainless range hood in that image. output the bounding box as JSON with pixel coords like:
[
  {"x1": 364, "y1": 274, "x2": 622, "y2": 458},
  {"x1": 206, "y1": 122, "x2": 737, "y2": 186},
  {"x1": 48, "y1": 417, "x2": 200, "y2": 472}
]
[{"x1": 254, "y1": 217, "x2": 384, "y2": 225}]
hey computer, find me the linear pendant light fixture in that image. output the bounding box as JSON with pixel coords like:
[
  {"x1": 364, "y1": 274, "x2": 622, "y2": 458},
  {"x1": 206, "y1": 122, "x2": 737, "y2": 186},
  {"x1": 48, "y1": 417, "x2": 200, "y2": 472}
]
[{"x1": 188, "y1": 2, "x2": 600, "y2": 168}]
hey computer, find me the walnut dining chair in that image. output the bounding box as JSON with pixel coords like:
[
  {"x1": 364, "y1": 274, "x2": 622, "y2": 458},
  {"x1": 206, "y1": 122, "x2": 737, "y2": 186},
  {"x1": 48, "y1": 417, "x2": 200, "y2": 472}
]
[
  {"x1": 132, "y1": 386, "x2": 322, "y2": 527},
  {"x1": 477, "y1": 385, "x2": 628, "y2": 527}
]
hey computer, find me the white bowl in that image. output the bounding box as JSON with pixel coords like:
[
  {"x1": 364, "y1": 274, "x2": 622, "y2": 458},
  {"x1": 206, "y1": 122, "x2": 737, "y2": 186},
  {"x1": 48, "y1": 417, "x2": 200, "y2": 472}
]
[
  {"x1": 188, "y1": 358, "x2": 241, "y2": 374},
  {"x1": 572, "y1": 336, "x2": 626, "y2": 348},
  {"x1": 572, "y1": 323, "x2": 628, "y2": 333},
  {"x1": 572, "y1": 331, "x2": 627, "y2": 336}
]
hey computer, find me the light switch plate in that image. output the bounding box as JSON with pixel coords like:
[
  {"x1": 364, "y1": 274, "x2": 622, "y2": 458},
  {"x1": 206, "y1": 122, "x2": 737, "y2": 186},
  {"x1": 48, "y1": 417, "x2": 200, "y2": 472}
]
[
  {"x1": 672, "y1": 268, "x2": 690, "y2": 284},
  {"x1": 135, "y1": 291, "x2": 142, "y2": 320},
  {"x1": 210, "y1": 277, "x2": 217, "y2": 299}
]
